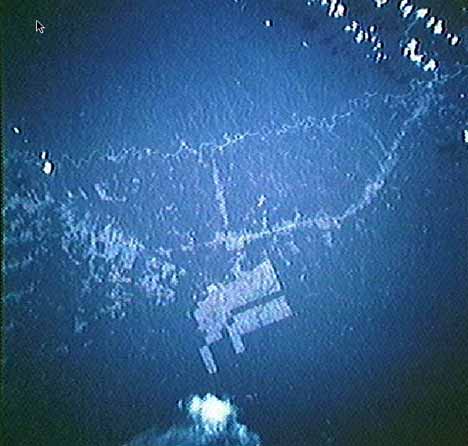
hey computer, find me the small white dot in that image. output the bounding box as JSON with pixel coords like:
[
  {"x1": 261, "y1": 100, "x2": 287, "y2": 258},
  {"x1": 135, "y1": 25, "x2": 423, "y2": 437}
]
[
  {"x1": 42, "y1": 160, "x2": 55, "y2": 175},
  {"x1": 449, "y1": 34, "x2": 460, "y2": 46},
  {"x1": 12, "y1": 126, "x2": 21, "y2": 134}
]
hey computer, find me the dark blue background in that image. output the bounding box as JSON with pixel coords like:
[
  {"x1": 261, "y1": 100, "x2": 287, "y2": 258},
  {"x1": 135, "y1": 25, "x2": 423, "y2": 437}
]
[{"x1": 3, "y1": 1, "x2": 468, "y2": 445}]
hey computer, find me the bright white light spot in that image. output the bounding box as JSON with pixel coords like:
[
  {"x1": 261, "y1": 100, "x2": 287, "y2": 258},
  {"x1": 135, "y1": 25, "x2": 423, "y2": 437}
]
[
  {"x1": 464, "y1": 130, "x2": 468, "y2": 145},
  {"x1": 40, "y1": 151, "x2": 48, "y2": 160},
  {"x1": 406, "y1": 38, "x2": 420, "y2": 53},
  {"x1": 433, "y1": 20, "x2": 444, "y2": 35},
  {"x1": 42, "y1": 160, "x2": 54, "y2": 175},
  {"x1": 350, "y1": 20, "x2": 359, "y2": 32},
  {"x1": 399, "y1": 0, "x2": 409, "y2": 10},
  {"x1": 326, "y1": 0, "x2": 345, "y2": 18},
  {"x1": 401, "y1": 5, "x2": 414, "y2": 18},
  {"x1": 375, "y1": 52, "x2": 385, "y2": 63},
  {"x1": 355, "y1": 30, "x2": 365, "y2": 43},
  {"x1": 264, "y1": 19, "x2": 272, "y2": 27},
  {"x1": 410, "y1": 53, "x2": 424, "y2": 64},
  {"x1": 188, "y1": 394, "x2": 234, "y2": 433},
  {"x1": 201, "y1": 396, "x2": 231, "y2": 423},
  {"x1": 334, "y1": 3, "x2": 346, "y2": 18},
  {"x1": 374, "y1": 0, "x2": 389, "y2": 7},
  {"x1": 426, "y1": 16, "x2": 436, "y2": 29},
  {"x1": 423, "y1": 58, "x2": 438, "y2": 72},
  {"x1": 416, "y1": 8, "x2": 429, "y2": 19},
  {"x1": 449, "y1": 34, "x2": 460, "y2": 46},
  {"x1": 12, "y1": 126, "x2": 21, "y2": 134}
]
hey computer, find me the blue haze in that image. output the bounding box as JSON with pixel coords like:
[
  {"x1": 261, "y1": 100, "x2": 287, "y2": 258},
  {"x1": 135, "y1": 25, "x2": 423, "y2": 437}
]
[{"x1": 3, "y1": 1, "x2": 468, "y2": 446}]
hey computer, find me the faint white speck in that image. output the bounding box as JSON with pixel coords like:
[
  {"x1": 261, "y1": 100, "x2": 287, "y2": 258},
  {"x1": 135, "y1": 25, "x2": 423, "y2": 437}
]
[
  {"x1": 56, "y1": 343, "x2": 69, "y2": 355},
  {"x1": 257, "y1": 195, "x2": 266, "y2": 207},
  {"x1": 74, "y1": 315, "x2": 88, "y2": 334}
]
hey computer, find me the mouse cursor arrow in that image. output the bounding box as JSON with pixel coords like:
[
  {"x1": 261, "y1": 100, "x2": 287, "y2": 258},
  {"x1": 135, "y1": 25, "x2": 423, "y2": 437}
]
[{"x1": 36, "y1": 20, "x2": 45, "y2": 33}]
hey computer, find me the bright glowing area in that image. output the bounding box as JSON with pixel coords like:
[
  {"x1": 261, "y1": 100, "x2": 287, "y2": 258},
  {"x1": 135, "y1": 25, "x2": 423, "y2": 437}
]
[
  {"x1": 188, "y1": 394, "x2": 234, "y2": 432},
  {"x1": 149, "y1": 394, "x2": 260, "y2": 444},
  {"x1": 202, "y1": 395, "x2": 231, "y2": 423}
]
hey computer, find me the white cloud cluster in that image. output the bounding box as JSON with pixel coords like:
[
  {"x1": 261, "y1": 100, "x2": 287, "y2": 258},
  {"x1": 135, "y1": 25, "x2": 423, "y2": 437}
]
[
  {"x1": 310, "y1": 0, "x2": 347, "y2": 19},
  {"x1": 399, "y1": 1, "x2": 461, "y2": 47},
  {"x1": 325, "y1": 0, "x2": 347, "y2": 19},
  {"x1": 402, "y1": 37, "x2": 438, "y2": 72},
  {"x1": 343, "y1": 20, "x2": 387, "y2": 63}
]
